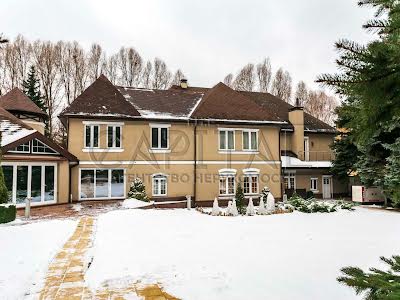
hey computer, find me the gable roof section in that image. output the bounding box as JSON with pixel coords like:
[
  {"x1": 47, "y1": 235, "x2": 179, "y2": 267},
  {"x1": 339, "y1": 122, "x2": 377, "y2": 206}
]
[
  {"x1": 190, "y1": 82, "x2": 284, "y2": 123},
  {"x1": 116, "y1": 86, "x2": 204, "y2": 119},
  {"x1": 61, "y1": 75, "x2": 141, "y2": 118},
  {"x1": 2, "y1": 131, "x2": 78, "y2": 162},
  {"x1": 0, "y1": 88, "x2": 47, "y2": 117},
  {"x1": 0, "y1": 106, "x2": 36, "y2": 146},
  {"x1": 240, "y1": 91, "x2": 335, "y2": 132}
]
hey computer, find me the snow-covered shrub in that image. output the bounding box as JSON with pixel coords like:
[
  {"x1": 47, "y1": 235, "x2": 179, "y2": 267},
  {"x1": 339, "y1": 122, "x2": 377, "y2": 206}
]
[
  {"x1": 258, "y1": 197, "x2": 267, "y2": 215},
  {"x1": 226, "y1": 199, "x2": 239, "y2": 216},
  {"x1": 288, "y1": 195, "x2": 339, "y2": 213},
  {"x1": 338, "y1": 200, "x2": 356, "y2": 211},
  {"x1": 128, "y1": 178, "x2": 149, "y2": 201},
  {"x1": 211, "y1": 198, "x2": 220, "y2": 216},
  {"x1": 246, "y1": 197, "x2": 255, "y2": 216},
  {"x1": 306, "y1": 190, "x2": 314, "y2": 199},
  {"x1": 266, "y1": 193, "x2": 276, "y2": 213}
]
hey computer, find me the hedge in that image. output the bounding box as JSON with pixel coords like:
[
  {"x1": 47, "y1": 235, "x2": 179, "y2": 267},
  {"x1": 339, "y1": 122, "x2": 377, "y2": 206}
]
[{"x1": 0, "y1": 205, "x2": 16, "y2": 224}]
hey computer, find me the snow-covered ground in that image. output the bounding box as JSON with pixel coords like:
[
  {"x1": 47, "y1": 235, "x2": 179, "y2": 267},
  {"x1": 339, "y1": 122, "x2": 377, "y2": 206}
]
[
  {"x1": 86, "y1": 208, "x2": 400, "y2": 300},
  {"x1": 0, "y1": 219, "x2": 77, "y2": 299}
]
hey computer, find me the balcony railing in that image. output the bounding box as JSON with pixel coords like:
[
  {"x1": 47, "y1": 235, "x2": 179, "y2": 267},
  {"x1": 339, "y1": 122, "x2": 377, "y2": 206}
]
[{"x1": 300, "y1": 151, "x2": 335, "y2": 161}]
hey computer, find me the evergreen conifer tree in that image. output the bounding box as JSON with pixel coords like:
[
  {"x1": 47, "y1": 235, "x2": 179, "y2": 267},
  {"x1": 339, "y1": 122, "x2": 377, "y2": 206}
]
[
  {"x1": 235, "y1": 183, "x2": 245, "y2": 215},
  {"x1": 22, "y1": 66, "x2": 46, "y2": 112},
  {"x1": 318, "y1": 0, "x2": 400, "y2": 205},
  {"x1": 0, "y1": 156, "x2": 9, "y2": 204},
  {"x1": 128, "y1": 178, "x2": 149, "y2": 201},
  {"x1": 337, "y1": 255, "x2": 400, "y2": 299}
]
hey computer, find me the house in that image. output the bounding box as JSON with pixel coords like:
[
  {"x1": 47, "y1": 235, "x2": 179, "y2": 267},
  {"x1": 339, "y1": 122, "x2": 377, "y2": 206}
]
[
  {"x1": 0, "y1": 88, "x2": 77, "y2": 207},
  {"x1": 59, "y1": 75, "x2": 347, "y2": 206}
]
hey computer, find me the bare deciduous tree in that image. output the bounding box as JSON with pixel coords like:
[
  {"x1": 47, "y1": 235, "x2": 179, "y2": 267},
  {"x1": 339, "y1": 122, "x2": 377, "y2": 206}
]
[
  {"x1": 233, "y1": 63, "x2": 255, "y2": 91},
  {"x1": 295, "y1": 81, "x2": 308, "y2": 106},
  {"x1": 118, "y1": 47, "x2": 142, "y2": 86},
  {"x1": 32, "y1": 40, "x2": 61, "y2": 137},
  {"x1": 140, "y1": 61, "x2": 152, "y2": 88},
  {"x1": 223, "y1": 73, "x2": 233, "y2": 87},
  {"x1": 55, "y1": 41, "x2": 75, "y2": 105},
  {"x1": 152, "y1": 57, "x2": 171, "y2": 89},
  {"x1": 271, "y1": 68, "x2": 292, "y2": 102},
  {"x1": 256, "y1": 58, "x2": 272, "y2": 92},
  {"x1": 305, "y1": 90, "x2": 338, "y2": 125},
  {"x1": 87, "y1": 43, "x2": 104, "y2": 82},
  {"x1": 71, "y1": 42, "x2": 88, "y2": 96},
  {"x1": 103, "y1": 53, "x2": 118, "y2": 84},
  {"x1": 171, "y1": 69, "x2": 185, "y2": 86}
]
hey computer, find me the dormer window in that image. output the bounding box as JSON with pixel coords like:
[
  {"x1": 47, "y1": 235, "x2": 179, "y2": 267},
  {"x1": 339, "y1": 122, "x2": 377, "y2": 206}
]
[{"x1": 85, "y1": 124, "x2": 99, "y2": 148}]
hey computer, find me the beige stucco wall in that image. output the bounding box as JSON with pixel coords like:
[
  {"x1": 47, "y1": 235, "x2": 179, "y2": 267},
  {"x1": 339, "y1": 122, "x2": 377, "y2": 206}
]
[
  {"x1": 306, "y1": 133, "x2": 335, "y2": 160},
  {"x1": 23, "y1": 119, "x2": 46, "y2": 135},
  {"x1": 57, "y1": 160, "x2": 70, "y2": 203}
]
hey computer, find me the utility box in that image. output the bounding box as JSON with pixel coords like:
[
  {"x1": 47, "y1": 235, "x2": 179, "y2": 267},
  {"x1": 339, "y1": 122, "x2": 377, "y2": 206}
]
[{"x1": 352, "y1": 186, "x2": 385, "y2": 203}]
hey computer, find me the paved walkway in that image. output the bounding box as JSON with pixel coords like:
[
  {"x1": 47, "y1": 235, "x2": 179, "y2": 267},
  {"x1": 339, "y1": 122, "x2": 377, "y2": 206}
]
[{"x1": 39, "y1": 216, "x2": 179, "y2": 300}]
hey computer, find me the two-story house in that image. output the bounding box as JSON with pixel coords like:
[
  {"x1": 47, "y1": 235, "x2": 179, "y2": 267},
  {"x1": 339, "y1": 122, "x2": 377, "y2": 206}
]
[{"x1": 59, "y1": 75, "x2": 347, "y2": 207}]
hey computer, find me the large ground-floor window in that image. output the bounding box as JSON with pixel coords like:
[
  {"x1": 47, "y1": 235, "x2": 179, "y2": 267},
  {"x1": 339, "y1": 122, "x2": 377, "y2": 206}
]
[
  {"x1": 1, "y1": 163, "x2": 57, "y2": 205},
  {"x1": 80, "y1": 168, "x2": 125, "y2": 200}
]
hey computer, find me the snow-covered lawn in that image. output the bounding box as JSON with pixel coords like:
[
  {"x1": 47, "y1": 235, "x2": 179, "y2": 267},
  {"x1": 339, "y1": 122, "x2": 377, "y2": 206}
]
[
  {"x1": 0, "y1": 219, "x2": 77, "y2": 299},
  {"x1": 86, "y1": 208, "x2": 400, "y2": 300}
]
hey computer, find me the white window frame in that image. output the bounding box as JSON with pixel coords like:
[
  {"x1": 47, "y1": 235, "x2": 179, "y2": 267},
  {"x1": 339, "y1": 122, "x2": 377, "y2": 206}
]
[
  {"x1": 218, "y1": 129, "x2": 235, "y2": 151},
  {"x1": 218, "y1": 169, "x2": 236, "y2": 196},
  {"x1": 31, "y1": 139, "x2": 58, "y2": 155},
  {"x1": 304, "y1": 136, "x2": 310, "y2": 161},
  {"x1": 310, "y1": 177, "x2": 318, "y2": 191},
  {"x1": 8, "y1": 141, "x2": 31, "y2": 153},
  {"x1": 284, "y1": 172, "x2": 296, "y2": 189},
  {"x1": 107, "y1": 125, "x2": 122, "y2": 149},
  {"x1": 84, "y1": 124, "x2": 100, "y2": 149},
  {"x1": 242, "y1": 129, "x2": 259, "y2": 151},
  {"x1": 150, "y1": 124, "x2": 170, "y2": 150},
  {"x1": 243, "y1": 168, "x2": 260, "y2": 195},
  {"x1": 0, "y1": 162, "x2": 58, "y2": 207},
  {"x1": 79, "y1": 168, "x2": 126, "y2": 200},
  {"x1": 152, "y1": 173, "x2": 168, "y2": 196}
]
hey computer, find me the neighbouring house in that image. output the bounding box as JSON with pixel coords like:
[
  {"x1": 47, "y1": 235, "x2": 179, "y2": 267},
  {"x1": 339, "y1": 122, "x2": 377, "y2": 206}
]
[
  {"x1": 58, "y1": 75, "x2": 347, "y2": 207},
  {"x1": 0, "y1": 88, "x2": 77, "y2": 207}
]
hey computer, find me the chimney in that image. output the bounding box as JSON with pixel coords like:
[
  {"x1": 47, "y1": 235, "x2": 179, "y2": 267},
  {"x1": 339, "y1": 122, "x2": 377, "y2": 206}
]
[
  {"x1": 180, "y1": 78, "x2": 188, "y2": 89},
  {"x1": 288, "y1": 104, "x2": 305, "y2": 160}
]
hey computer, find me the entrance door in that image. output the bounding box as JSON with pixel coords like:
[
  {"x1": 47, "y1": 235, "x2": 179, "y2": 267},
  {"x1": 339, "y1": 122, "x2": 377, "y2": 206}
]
[{"x1": 322, "y1": 176, "x2": 332, "y2": 199}]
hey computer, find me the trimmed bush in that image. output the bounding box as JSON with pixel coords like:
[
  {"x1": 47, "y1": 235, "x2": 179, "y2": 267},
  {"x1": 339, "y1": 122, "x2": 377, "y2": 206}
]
[
  {"x1": 0, "y1": 205, "x2": 16, "y2": 224},
  {"x1": 306, "y1": 190, "x2": 314, "y2": 199}
]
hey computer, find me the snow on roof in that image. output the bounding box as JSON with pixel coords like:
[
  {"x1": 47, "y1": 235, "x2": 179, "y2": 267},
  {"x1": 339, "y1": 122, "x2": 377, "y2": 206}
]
[
  {"x1": 0, "y1": 120, "x2": 36, "y2": 147},
  {"x1": 281, "y1": 156, "x2": 332, "y2": 168}
]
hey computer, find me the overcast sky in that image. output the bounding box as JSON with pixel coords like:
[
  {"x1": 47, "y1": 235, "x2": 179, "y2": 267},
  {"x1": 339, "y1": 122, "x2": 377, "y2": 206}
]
[{"x1": 1, "y1": 0, "x2": 375, "y2": 91}]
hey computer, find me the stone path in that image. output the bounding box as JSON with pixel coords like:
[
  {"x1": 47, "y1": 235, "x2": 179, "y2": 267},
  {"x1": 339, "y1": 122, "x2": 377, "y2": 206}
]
[{"x1": 39, "y1": 216, "x2": 179, "y2": 300}]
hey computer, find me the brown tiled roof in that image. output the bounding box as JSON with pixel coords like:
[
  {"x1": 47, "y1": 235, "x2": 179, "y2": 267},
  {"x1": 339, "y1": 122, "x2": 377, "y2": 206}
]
[
  {"x1": 240, "y1": 91, "x2": 335, "y2": 132},
  {"x1": 191, "y1": 82, "x2": 283, "y2": 122},
  {"x1": 0, "y1": 106, "x2": 33, "y2": 130},
  {"x1": 61, "y1": 75, "x2": 141, "y2": 118},
  {"x1": 116, "y1": 86, "x2": 204, "y2": 119},
  {"x1": 0, "y1": 88, "x2": 47, "y2": 117}
]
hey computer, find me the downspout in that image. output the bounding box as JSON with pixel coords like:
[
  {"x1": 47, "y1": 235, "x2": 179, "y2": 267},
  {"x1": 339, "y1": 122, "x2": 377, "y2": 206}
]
[{"x1": 193, "y1": 123, "x2": 197, "y2": 208}]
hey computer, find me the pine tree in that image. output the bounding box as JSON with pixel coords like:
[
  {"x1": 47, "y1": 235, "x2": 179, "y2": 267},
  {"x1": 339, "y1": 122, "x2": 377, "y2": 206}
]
[
  {"x1": 337, "y1": 255, "x2": 400, "y2": 299},
  {"x1": 318, "y1": 0, "x2": 400, "y2": 205},
  {"x1": 22, "y1": 66, "x2": 46, "y2": 112},
  {"x1": 128, "y1": 178, "x2": 149, "y2": 201},
  {"x1": 235, "y1": 183, "x2": 245, "y2": 215},
  {"x1": 384, "y1": 137, "x2": 400, "y2": 207}
]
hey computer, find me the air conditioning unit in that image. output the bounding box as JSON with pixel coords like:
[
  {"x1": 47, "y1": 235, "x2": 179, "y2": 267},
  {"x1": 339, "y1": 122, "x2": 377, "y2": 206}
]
[{"x1": 352, "y1": 186, "x2": 385, "y2": 203}]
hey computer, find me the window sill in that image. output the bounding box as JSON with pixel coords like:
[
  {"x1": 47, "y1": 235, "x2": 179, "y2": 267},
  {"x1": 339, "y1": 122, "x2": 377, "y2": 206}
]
[
  {"x1": 82, "y1": 148, "x2": 124, "y2": 153},
  {"x1": 149, "y1": 149, "x2": 171, "y2": 154},
  {"x1": 219, "y1": 150, "x2": 259, "y2": 155}
]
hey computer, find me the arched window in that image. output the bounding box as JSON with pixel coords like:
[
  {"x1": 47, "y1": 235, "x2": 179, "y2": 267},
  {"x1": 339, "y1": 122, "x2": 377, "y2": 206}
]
[
  {"x1": 218, "y1": 169, "x2": 236, "y2": 196},
  {"x1": 152, "y1": 174, "x2": 167, "y2": 196}
]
